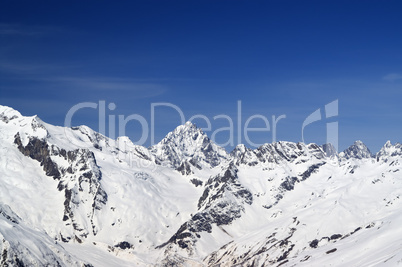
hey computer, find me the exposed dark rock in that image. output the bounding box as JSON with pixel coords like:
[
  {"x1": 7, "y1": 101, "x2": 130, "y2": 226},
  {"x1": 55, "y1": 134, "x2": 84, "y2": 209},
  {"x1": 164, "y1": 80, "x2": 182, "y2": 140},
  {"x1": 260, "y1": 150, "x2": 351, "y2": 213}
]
[
  {"x1": 309, "y1": 239, "x2": 319, "y2": 248},
  {"x1": 280, "y1": 177, "x2": 299, "y2": 191},
  {"x1": 14, "y1": 257, "x2": 25, "y2": 267},
  {"x1": 114, "y1": 241, "x2": 132, "y2": 250},
  {"x1": 189, "y1": 158, "x2": 202, "y2": 169},
  {"x1": 82, "y1": 172, "x2": 93, "y2": 179},
  {"x1": 42, "y1": 157, "x2": 61, "y2": 178},
  {"x1": 326, "y1": 248, "x2": 337, "y2": 254},
  {"x1": 197, "y1": 187, "x2": 210, "y2": 209},
  {"x1": 63, "y1": 189, "x2": 73, "y2": 223},
  {"x1": 0, "y1": 206, "x2": 20, "y2": 224},
  {"x1": 14, "y1": 133, "x2": 60, "y2": 179},
  {"x1": 60, "y1": 234, "x2": 70, "y2": 243},
  {"x1": 277, "y1": 244, "x2": 295, "y2": 262},
  {"x1": 75, "y1": 236, "x2": 83, "y2": 244},
  {"x1": 1, "y1": 247, "x2": 7, "y2": 267},
  {"x1": 275, "y1": 194, "x2": 283, "y2": 201},
  {"x1": 300, "y1": 163, "x2": 325, "y2": 181},
  {"x1": 0, "y1": 114, "x2": 18, "y2": 123},
  {"x1": 277, "y1": 259, "x2": 289, "y2": 266},
  {"x1": 177, "y1": 161, "x2": 193, "y2": 175},
  {"x1": 351, "y1": 227, "x2": 361, "y2": 235},
  {"x1": 300, "y1": 255, "x2": 311, "y2": 262},
  {"x1": 330, "y1": 234, "x2": 342, "y2": 240},
  {"x1": 158, "y1": 163, "x2": 252, "y2": 252},
  {"x1": 92, "y1": 186, "x2": 108, "y2": 210},
  {"x1": 190, "y1": 178, "x2": 203, "y2": 187},
  {"x1": 341, "y1": 141, "x2": 372, "y2": 160},
  {"x1": 366, "y1": 223, "x2": 375, "y2": 229},
  {"x1": 14, "y1": 132, "x2": 108, "y2": 242}
]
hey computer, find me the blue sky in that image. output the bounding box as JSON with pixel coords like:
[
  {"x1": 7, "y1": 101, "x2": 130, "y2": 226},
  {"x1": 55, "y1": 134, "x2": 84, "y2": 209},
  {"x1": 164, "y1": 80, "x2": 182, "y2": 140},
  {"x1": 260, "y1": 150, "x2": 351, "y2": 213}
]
[{"x1": 1, "y1": 0, "x2": 402, "y2": 152}]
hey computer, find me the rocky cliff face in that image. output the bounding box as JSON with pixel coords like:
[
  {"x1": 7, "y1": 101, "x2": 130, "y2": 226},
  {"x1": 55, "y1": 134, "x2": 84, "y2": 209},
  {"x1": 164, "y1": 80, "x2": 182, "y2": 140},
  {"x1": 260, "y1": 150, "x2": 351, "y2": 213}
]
[
  {"x1": 159, "y1": 163, "x2": 253, "y2": 255},
  {"x1": 231, "y1": 142, "x2": 327, "y2": 166},
  {"x1": 13, "y1": 129, "x2": 107, "y2": 243}
]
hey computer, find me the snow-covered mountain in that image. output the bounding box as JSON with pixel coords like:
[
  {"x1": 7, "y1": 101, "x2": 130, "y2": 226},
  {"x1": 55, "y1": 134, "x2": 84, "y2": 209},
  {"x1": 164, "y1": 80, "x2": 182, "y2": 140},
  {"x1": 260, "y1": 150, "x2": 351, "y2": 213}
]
[
  {"x1": 1, "y1": 104, "x2": 402, "y2": 266},
  {"x1": 149, "y1": 121, "x2": 228, "y2": 174},
  {"x1": 339, "y1": 140, "x2": 372, "y2": 160}
]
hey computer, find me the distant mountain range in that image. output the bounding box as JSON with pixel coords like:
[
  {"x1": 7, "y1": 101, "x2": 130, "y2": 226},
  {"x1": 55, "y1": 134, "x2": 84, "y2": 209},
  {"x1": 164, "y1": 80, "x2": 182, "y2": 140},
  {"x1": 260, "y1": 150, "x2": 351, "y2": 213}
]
[{"x1": 1, "y1": 104, "x2": 402, "y2": 266}]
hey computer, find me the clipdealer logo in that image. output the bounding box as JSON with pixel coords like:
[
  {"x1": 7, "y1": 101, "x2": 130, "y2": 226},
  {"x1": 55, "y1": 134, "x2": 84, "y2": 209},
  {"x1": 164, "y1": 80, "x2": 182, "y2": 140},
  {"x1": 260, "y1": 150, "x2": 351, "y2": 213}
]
[
  {"x1": 63, "y1": 99, "x2": 339, "y2": 153},
  {"x1": 302, "y1": 100, "x2": 339, "y2": 153}
]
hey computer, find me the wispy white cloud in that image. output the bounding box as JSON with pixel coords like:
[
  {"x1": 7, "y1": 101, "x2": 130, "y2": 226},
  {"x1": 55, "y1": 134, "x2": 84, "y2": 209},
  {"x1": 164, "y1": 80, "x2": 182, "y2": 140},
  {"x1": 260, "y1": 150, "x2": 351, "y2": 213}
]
[
  {"x1": 0, "y1": 62, "x2": 167, "y2": 98},
  {"x1": 42, "y1": 76, "x2": 167, "y2": 97},
  {"x1": 383, "y1": 73, "x2": 402, "y2": 82}
]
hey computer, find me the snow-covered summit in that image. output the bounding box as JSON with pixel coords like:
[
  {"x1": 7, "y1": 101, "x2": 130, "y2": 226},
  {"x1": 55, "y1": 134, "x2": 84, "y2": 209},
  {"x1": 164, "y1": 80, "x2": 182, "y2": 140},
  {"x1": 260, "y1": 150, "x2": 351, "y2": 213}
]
[
  {"x1": 340, "y1": 140, "x2": 372, "y2": 160},
  {"x1": 0, "y1": 104, "x2": 23, "y2": 123},
  {"x1": 150, "y1": 121, "x2": 228, "y2": 171},
  {"x1": 376, "y1": 140, "x2": 402, "y2": 161}
]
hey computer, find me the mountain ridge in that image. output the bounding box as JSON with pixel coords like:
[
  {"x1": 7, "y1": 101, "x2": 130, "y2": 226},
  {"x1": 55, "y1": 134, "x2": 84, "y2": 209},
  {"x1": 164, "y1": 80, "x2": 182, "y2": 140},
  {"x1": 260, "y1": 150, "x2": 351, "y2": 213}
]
[
  {"x1": 1, "y1": 104, "x2": 393, "y2": 161},
  {"x1": 1, "y1": 104, "x2": 402, "y2": 266}
]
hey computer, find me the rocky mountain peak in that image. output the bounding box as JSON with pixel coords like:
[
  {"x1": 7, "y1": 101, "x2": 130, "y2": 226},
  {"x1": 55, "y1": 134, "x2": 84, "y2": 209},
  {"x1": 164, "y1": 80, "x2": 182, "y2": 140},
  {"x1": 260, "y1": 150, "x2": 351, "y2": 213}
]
[
  {"x1": 150, "y1": 121, "x2": 228, "y2": 170},
  {"x1": 376, "y1": 141, "x2": 402, "y2": 161},
  {"x1": 384, "y1": 140, "x2": 392, "y2": 148},
  {"x1": 232, "y1": 141, "x2": 327, "y2": 166},
  {"x1": 230, "y1": 144, "x2": 249, "y2": 157},
  {"x1": 154, "y1": 121, "x2": 205, "y2": 148},
  {"x1": 340, "y1": 140, "x2": 372, "y2": 160}
]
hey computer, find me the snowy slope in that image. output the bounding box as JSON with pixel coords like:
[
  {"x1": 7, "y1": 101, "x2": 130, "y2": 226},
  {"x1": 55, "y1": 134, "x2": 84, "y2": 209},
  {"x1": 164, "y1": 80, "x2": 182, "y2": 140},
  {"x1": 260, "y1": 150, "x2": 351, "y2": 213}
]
[
  {"x1": 0, "y1": 203, "x2": 86, "y2": 266},
  {"x1": 1, "y1": 104, "x2": 402, "y2": 266}
]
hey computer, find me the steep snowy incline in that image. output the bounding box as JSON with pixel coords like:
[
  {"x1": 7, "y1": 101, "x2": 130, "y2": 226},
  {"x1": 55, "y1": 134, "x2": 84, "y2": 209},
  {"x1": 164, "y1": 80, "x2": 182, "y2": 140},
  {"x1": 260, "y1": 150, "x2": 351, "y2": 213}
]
[{"x1": 0, "y1": 203, "x2": 86, "y2": 267}]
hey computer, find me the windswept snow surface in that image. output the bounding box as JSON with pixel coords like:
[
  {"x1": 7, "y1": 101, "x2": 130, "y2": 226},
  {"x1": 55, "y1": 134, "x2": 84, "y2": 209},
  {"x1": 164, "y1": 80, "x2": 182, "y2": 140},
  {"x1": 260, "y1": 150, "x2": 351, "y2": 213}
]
[{"x1": 1, "y1": 104, "x2": 402, "y2": 266}]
